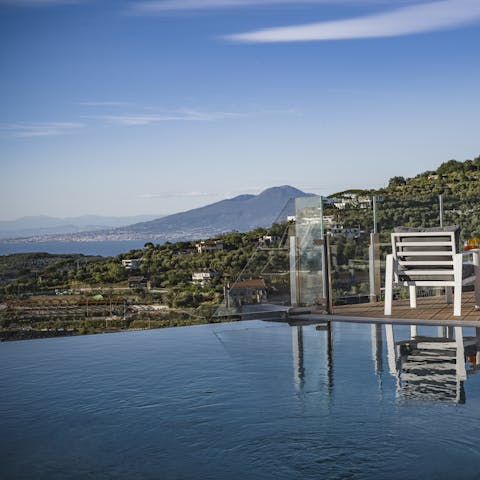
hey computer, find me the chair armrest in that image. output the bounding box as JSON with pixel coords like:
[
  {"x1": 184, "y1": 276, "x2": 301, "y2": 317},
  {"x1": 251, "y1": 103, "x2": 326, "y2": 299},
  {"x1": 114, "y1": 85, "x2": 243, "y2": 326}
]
[
  {"x1": 461, "y1": 248, "x2": 480, "y2": 257},
  {"x1": 461, "y1": 249, "x2": 480, "y2": 265}
]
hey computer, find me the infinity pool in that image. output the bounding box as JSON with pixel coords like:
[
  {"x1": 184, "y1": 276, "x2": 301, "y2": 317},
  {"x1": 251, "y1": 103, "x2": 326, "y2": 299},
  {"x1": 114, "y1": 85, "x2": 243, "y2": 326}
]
[{"x1": 1, "y1": 321, "x2": 479, "y2": 480}]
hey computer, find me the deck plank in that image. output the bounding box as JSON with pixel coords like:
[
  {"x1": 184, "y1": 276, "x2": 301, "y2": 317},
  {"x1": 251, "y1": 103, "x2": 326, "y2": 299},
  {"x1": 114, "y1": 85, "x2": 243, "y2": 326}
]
[{"x1": 332, "y1": 292, "x2": 480, "y2": 322}]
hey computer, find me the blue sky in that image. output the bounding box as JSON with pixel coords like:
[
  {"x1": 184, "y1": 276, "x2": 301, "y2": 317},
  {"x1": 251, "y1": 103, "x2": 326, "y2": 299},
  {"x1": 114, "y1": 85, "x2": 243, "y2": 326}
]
[{"x1": 1, "y1": 0, "x2": 479, "y2": 220}]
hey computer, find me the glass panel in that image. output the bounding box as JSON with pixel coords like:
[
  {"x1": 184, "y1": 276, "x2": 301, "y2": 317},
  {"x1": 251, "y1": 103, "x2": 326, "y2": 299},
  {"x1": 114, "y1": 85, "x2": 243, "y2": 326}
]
[
  {"x1": 323, "y1": 194, "x2": 372, "y2": 305},
  {"x1": 293, "y1": 196, "x2": 325, "y2": 307}
]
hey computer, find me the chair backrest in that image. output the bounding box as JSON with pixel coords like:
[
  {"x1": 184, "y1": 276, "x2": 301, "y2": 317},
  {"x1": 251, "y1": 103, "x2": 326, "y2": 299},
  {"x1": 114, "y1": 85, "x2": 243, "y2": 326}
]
[{"x1": 392, "y1": 226, "x2": 459, "y2": 282}]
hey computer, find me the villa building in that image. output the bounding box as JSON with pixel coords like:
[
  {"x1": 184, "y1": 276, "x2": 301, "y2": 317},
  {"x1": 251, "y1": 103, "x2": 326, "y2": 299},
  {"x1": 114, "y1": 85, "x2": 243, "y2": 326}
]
[
  {"x1": 122, "y1": 258, "x2": 142, "y2": 270},
  {"x1": 196, "y1": 241, "x2": 224, "y2": 254},
  {"x1": 329, "y1": 225, "x2": 364, "y2": 239},
  {"x1": 192, "y1": 269, "x2": 220, "y2": 286},
  {"x1": 259, "y1": 235, "x2": 280, "y2": 246},
  {"x1": 228, "y1": 279, "x2": 267, "y2": 306}
]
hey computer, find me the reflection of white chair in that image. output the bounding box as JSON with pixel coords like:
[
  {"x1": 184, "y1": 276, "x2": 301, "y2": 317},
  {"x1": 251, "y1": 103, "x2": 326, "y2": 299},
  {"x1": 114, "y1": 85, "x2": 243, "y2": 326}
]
[
  {"x1": 384, "y1": 324, "x2": 468, "y2": 403},
  {"x1": 384, "y1": 227, "x2": 480, "y2": 317}
]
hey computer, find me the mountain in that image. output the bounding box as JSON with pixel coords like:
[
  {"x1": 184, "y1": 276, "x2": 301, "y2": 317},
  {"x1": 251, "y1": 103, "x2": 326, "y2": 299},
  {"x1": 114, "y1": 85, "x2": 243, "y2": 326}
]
[
  {"x1": 112, "y1": 185, "x2": 313, "y2": 239},
  {"x1": 0, "y1": 214, "x2": 161, "y2": 239},
  {"x1": 0, "y1": 186, "x2": 314, "y2": 243}
]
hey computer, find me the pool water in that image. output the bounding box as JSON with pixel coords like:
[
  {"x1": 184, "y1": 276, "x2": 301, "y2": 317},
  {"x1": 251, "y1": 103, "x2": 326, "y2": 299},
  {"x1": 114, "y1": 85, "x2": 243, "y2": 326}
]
[{"x1": 1, "y1": 321, "x2": 479, "y2": 480}]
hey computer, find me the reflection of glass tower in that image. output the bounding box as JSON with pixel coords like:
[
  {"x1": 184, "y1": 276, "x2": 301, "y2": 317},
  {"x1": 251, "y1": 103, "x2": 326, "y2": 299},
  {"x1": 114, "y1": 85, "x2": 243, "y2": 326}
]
[
  {"x1": 371, "y1": 324, "x2": 383, "y2": 377},
  {"x1": 292, "y1": 326, "x2": 305, "y2": 391},
  {"x1": 291, "y1": 323, "x2": 333, "y2": 394},
  {"x1": 384, "y1": 325, "x2": 480, "y2": 404}
]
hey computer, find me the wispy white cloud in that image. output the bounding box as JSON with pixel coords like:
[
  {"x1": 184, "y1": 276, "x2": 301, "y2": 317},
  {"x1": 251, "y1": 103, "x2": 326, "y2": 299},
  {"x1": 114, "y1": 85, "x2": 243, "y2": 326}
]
[
  {"x1": 131, "y1": 0, "x2": 374, "y2": 13},
  {"x1": 77, "y1": 101, "x2": 135, "y2": 108},
  {"x1": 0, "y1": 122, "x2": 84, "y2": 138},
  {"x1": 99, "y1": 114, "x2": 180, "y2": 126},
  {"x1": 226, "y1": 0, "x2": 480, "y2": 42},
  {"x1": 93, "y1": 109, "x2": 249, "y2": 126}
]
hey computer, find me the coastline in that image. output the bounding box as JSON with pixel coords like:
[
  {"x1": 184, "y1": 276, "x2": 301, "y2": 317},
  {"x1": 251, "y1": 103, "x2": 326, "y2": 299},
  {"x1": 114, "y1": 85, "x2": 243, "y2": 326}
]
[{"x1": 0, "y1": 239, "x2": 157, "y2": 257}]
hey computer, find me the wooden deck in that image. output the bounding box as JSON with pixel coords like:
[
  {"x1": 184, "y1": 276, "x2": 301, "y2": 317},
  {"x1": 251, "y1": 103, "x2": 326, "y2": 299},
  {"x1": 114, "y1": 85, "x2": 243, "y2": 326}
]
[
  {"x1": 332, "y1": 291, "x2": 480, "y2": 322},
  {"x1": 293, "y1": 292, "x2": 480, "y2": 327}
]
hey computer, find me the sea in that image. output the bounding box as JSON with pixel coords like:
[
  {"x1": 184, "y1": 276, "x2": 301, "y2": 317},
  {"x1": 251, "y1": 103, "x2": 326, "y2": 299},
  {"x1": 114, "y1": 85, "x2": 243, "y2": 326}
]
[{"x1": 0, "y1": 240, "x2": 160, "y2": 257}]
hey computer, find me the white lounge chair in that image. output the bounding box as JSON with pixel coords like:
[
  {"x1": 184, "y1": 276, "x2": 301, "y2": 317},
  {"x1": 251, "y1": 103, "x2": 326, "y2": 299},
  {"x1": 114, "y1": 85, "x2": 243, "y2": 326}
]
[{"x1": 384, "y1": 227, "x2": 479, "y2": 317}]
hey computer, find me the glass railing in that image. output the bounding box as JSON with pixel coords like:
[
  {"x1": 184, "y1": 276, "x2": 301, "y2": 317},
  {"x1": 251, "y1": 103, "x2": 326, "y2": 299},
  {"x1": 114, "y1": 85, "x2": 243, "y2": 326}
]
[
  {"x1": 207, "y1": 191, "x2": 479, "y2": 320},
  {"x1": 322, "y1": 195, "x2": 372, "y2": 305},
  {"x1": 322, "y1": 192, "x2": 480, "y2": 305},
  {"x1": 372, "y1": 193, "x2": 480, "y2": 301}
]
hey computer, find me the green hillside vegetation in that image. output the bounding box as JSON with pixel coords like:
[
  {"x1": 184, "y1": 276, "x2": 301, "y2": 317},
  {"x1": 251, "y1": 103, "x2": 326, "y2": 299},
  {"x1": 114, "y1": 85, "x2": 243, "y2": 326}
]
[
  {"x1": 0, "y1": 253, "x2": 108, "y2": 296},
  {"x1": 320, "y1": 155, "x2": 480, "y2": 300},
  {"x1": 0, "y1": 223, "x2": 289, "y2": 306},
  {"x1": 327, "y1": 155, "x2": 480, "y2": 241}
]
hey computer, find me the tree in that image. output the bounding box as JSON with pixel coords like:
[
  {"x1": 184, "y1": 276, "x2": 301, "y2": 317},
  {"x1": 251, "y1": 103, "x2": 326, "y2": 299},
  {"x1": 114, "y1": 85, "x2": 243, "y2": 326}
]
[
  {"x1": 388, "y1": 176, "x2": 406, "y2": 187},
  {"x1": 437, "y1": 159, "x2": 464, "y2": 175}
]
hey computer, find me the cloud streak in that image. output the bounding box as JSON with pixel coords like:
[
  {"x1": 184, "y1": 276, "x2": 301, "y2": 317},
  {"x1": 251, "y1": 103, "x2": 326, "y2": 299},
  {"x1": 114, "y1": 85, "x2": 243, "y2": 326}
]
[
  {"x1": 0, "y1": 108, "x2": 293, "y2": 139},
  {"x1": 94, "y1": 109, "x2": 249, "y2": 126},
  {"x1": 0, "y1": 122, "x2": 84, "y2": 138},
  {"x1": 226, "y1": 0, "x2": 480, "y2": 42},
  {"x1": 77, "y1": 101, "x2": 136, "y2": 108},
  {"x1": 132, "y1": 0, "x2": 375, "y2": 13}
]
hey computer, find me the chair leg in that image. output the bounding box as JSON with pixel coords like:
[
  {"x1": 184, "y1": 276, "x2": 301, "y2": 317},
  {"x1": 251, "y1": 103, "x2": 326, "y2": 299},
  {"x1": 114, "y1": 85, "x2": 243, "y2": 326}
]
[
  {"x1": 454, "y1": 286, "x2": 462, "y2": 317},
  {"x1": 409, "y1": 286, "x2": 417, "y2": 309},
  {"x1": 453, "y1": 254, "x2": 462, "y2": 317},
  {"x1": 384, "y1": 254, "x2": 393, "y2": 315}
]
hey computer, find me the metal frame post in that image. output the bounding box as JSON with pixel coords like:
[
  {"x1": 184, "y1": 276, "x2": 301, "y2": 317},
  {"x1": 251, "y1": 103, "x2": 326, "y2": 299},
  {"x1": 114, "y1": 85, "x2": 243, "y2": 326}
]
[
  {"x1": 369, "y1": 232, "x2": 381, "y2": 302},
  {"x1": 439, "y1": 194, "x2": 444, "y2": 228}
]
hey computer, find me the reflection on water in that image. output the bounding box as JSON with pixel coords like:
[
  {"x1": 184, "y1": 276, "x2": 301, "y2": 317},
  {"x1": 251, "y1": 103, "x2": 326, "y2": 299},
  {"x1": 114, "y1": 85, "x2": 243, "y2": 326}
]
[
  {"x1": 383, "y1": 324, "x2": 480, "y2": 404},
  {"x1": 291, "y1": 323, "x2": 333, "y2": 393},
  {"x1": 371, "y1": 324, "x2": 383, "y2": 377},
  {"x1": 292, "y1": 326, "x2": 305, "y2": 390},
  {"x1": 292, "y1": 322, "x2": 480, "y2": 405}
]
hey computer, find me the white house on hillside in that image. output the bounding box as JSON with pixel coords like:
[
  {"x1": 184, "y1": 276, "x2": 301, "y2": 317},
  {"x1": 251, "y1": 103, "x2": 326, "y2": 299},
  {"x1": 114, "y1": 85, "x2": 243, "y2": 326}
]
[
  {"x1": 122, "y1": 258, "x2": 142, "y2": 270},
  {"x1": 195, "y1": 241, "x2": 224, "y2": 254},
  {"x1": 192, "y1": 269, "x2": 220, "y2": 286}
]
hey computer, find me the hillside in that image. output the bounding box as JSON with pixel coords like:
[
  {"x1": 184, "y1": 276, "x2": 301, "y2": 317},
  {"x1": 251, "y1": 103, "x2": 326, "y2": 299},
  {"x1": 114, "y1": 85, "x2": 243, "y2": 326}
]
[{"x1": 326, "y1": 155, "x2": 480, "y2": 241}]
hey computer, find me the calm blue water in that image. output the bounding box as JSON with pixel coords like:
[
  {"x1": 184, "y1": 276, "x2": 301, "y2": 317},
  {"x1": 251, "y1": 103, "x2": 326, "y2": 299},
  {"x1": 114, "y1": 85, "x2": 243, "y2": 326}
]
[
  {"x1": 0, "y1": 240, "x2": 158, "y2": 257},
  {"x1": 1, "y1": 321, "x2": 479, "y2": 480}
]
